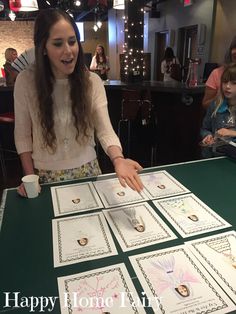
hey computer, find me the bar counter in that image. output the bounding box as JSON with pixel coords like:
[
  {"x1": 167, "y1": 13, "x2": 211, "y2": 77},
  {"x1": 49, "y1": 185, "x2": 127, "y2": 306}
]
[
  {"x1": 0, "y1": 80, "x2": 205, "y2": 165},
  {"x1": 104, "y1": 80, "x2": 205, "y2": 165}
]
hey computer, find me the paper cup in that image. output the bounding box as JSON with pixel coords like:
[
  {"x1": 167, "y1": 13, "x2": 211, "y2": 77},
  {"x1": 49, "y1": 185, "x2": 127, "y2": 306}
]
[{"x1": 22, "y1": 174, "x2": 40, "y2": 198}]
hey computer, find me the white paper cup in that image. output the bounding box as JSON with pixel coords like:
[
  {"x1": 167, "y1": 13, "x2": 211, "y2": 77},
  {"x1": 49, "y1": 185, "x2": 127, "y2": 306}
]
[{"x1": 22, "y1": 174, "x2": 40, "y2": 198}]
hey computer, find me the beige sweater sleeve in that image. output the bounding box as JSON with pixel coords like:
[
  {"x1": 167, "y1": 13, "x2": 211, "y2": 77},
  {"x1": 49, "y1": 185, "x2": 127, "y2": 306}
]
[
  {"x1": 90, "y1": 72, "x2": 122, "y2": 154},
  {"x1": 14, "y1": 70, "x2": 33, "y2": 154}
]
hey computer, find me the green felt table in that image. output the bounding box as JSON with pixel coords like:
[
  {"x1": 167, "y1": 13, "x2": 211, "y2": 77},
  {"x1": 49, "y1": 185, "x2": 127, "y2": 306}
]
[{"x1": 0, "y1": 157, "x2": 236, "y2": 313}]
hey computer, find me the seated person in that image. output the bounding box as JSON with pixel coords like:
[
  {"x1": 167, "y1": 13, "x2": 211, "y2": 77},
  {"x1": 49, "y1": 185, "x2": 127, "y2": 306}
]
[{"x1": 200, "y1": 63, "x2": 236, "y2": 158}]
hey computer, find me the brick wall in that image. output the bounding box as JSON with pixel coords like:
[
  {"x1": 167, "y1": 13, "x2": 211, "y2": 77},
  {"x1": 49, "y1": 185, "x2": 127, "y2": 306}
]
[{"x1": 0, "y1": 21, "x2": 34, "y2": 70}]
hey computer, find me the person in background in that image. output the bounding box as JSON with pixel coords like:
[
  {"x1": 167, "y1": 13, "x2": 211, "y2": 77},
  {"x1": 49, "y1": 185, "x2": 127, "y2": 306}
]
[
  {"x1": 202, "y1": 36, "x2": 236, "y2": 108},
  {"x1": 11, "y1": 47, "x2": 35, "y2": 73},
  {"x1": 90, "y1": 44, "x2": 110, "y2": 81},
  {"x1": 161, "y1": 47, "x2": 180, "y2": 82},
  {"x1": 14, "y1": 9, "x2": 143, "y2": 197},
  {"x1": 3, "y1": 47, "x2": 18, "y2": 85},
  {"x1": 200, "y1": 63, "x2": 236, "y2": 157}
]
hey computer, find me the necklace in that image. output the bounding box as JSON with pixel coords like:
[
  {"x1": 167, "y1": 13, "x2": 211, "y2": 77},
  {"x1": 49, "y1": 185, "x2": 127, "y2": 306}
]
[
  {"x1": 53, "y1": 83, "x2": 72, "y2": 151},
  {"x1": 206, "y1": 237, "x2": 236, "y2": 268}
]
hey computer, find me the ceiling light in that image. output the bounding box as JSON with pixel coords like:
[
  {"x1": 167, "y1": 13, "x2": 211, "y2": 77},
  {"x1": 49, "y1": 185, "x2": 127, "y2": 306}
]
[
  {"x1": 93, "y1": 24, "x2": 98, "y2": 32},
  {"x1": 74, "y1": 0, "x2": 81, "y2": 6},
  {"x1": 97, "y1": 20, "x2": 102, "y2": 28},
  {"x1": 113, "y1": 0, "x2": 124, "y2": 10}
]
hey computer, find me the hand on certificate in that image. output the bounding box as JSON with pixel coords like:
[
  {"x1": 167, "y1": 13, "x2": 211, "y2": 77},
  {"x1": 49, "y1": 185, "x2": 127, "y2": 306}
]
[{"x1": 113, "y1": 158, "x2": 143, "y2": 192}]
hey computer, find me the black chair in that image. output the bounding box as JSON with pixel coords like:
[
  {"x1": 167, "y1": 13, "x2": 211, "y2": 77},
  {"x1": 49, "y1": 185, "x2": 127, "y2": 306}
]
[
  {"x1": 202, "y1": 63, "x2": 219, "y2": 82},
  {"x1": 0, "y1": 112, "x2": 18, "y2": 183},
  {"x1": 118, "y1": 89, "x2": 157, "y2": 166}
]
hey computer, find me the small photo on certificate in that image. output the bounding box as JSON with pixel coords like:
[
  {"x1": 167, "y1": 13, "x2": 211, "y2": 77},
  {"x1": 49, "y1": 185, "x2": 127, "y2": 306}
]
[
  {"x1": 186, "y1": 230, "x2": 236, "y2": 301},
  {"x1": 153, "y1": 193, "x2": 231, "y2": 238},
  {"x1": 129, "y1": 245, "x2": 236, "y2": 314},
  {"x1": 57, "y1": 263, "x2": 146, "y2": 314},
  {"x1": 52, "y1": 212, "x2": 117, "y2": 267},
  {"x1": 141, "y1": 170, "x2": 190, "y2": 199},
  {"x1": 51, "y1": 182, "x2": 103, "y2": 216},
  {"x1": 103, "y1": 202, "x2": 177, "y2": 252},
  {"x1": 93, "y1": 177, "x2": 149, "y2": 208}
]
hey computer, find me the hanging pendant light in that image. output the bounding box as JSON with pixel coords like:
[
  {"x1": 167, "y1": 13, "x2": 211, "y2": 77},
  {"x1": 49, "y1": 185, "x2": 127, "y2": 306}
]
[
  {"x1": 9, "y1": 0, "x2": 39, "y2": 12},
  {"x1": 113, "y1": 0, "x2": 124, "y2": 10}
]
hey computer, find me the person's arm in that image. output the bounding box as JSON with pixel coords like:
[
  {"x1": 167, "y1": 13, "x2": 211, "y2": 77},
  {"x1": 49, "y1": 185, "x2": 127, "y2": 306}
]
[
  {"x1": 19, "y1": 152, "x2": 34, "y2": 175},
  {"x1": 14, "y1": 71, "x2": 35, "y2": 196},
  {"x1": 216, "y1": 128, "x2": 236, "y2": 137},
  {"x1": 161, "y1": 60, "x2": 166, "y2": 74},
  {"x1": 200, "y1": 102, "x2": 215, "y2": 140},
  {"x1": 91, "y1": 73, "x2": 143, "y2": 192},
  {"x1": 202, "y1": 86, "x2": 218, "y2": 109},
  {"x1": 90, "y1": 56, "x2": 97, "y2": 71},
  {"x1": 106, "y1": 145, "x2": 143, "y2": 192}
]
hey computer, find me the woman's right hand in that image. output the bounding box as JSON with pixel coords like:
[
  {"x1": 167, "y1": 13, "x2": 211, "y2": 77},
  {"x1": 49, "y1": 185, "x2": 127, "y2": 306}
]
[
  {"x1": 17, "y1": 182, "x2": 41, "y2": 197},
  {"x1": 17, "y1": 183, "x2": 28, "y2": 197}
]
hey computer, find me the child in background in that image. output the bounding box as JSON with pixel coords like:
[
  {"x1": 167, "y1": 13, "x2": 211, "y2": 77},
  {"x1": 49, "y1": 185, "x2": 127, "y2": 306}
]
[{"x1": 201, "y1": 63, "x2": 236, "y2": 157}]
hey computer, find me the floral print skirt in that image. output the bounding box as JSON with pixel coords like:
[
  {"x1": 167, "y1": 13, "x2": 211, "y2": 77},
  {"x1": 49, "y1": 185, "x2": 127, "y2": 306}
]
[{"x1": 35, "y1": 159, "x2": 102, "y2": 184}]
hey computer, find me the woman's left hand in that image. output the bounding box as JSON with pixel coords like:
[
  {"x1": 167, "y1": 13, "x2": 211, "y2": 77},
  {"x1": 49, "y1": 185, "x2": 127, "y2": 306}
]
[
  {"x1": 216, "y1": 128, "x2": 235, "y2": 137},
  {"x1": 113, "y1": 158, "x2": 144, "y2": 192}
]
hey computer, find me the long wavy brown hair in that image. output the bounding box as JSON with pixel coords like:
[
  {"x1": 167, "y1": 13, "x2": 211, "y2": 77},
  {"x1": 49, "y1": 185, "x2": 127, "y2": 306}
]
[
  {"x1": 95, "y1": 45, "x2": 107, "y2": 64},
  {"x1": 34, "y1": 9, "x2": 91, "y2": 150}
]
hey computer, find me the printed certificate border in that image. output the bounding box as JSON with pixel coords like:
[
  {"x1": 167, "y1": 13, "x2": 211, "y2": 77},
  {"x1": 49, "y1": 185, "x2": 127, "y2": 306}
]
[
  {"x1": 141, "y1": 170, "x2": 190, "y2": 199},
  {"x1": 53, "y1": 213, "x2": 117, "y2": 266},
  {"x1": 103, "y1": 202, "x2": 177, "y2": 251},
  {"x1": 129, "y1": 245, "x2": 235, "y2": 314},
  {"x1": 153, "y1": 194, "x2": 231, "y2": 237},
  {"x1": 58, "y1": 263, "x2": 146, "y2": 314},
  {"x1": 186, "y1": 231, "x2": 236, "y2": 298},
  {"x1": 51, "y1": 182, "x2": 103, "y2": 216}
]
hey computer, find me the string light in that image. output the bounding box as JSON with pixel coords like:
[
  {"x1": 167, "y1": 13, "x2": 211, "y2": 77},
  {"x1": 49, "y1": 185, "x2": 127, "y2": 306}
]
[{"x1": 121, "y1": 2, "x2": 144, "y2": 81}]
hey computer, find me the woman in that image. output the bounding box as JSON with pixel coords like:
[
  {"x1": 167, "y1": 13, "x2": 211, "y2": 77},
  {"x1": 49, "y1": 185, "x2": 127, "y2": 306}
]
[
  {"x1": 90, "y1": 44, "x2": 110, "y2": 80},
  {"x1": 3, "y1": 47, "x2": 18, "y2": 86},
  {"x1": 14, "y1": 9, "x2": 143, "y2": 196},
  {"x1": 202, "y1": 36, "x2": 236, "y2": 108},
  {"x1": 161, "y1": 47, "x2": 180, "y2": 82}
]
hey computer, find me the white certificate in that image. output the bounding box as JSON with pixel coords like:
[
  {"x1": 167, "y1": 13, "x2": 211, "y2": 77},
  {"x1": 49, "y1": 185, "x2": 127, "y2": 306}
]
[
  {"x1": 186, "y1": 230, "x2": 236, "y2": 301},
  {"x1": 93, "y1": 178, "x2": 149, "y2": 208},
  {"x1": 141, "y1": 170, "x2": 190, "y2": 199},
  {"x1": 57, "y1": 263, "x2": 146, "y2": 314},
  {"x1": 51, "y1": 182, "x2": 103, "y2": 216},
  {"x1": 153, "y1": 193, "x2": 231, "y2": 237},
  {"x1": 129, "y1": 245, "x2": 236, "y2": 314},
  {"x1": 52, "y1": 212, "x2": 117, "y2": 267},
  {"x1": 103, "y1": 202, "x2": 177, "y2": 252}
]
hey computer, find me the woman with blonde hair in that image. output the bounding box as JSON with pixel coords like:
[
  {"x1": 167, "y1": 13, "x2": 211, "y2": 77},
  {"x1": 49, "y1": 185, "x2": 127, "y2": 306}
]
[
  {"x1": 200, "y1": 63, "x2": 236, "y2": 156},
  {"x1": 3, "y1": 47, "x2": 18, "y2": 85}
]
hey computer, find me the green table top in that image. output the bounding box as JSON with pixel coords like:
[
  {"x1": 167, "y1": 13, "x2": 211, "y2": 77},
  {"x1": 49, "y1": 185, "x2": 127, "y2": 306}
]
[{"x1": 0, "y1": 157, "x2": 235, "y2": 313}]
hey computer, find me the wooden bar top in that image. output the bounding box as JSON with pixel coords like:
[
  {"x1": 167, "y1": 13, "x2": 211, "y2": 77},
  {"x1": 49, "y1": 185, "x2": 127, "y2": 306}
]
[{"x1": 104, "y1": 80, "x2": 205, "y2": 94}]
